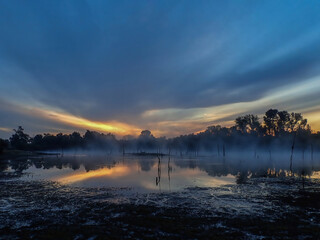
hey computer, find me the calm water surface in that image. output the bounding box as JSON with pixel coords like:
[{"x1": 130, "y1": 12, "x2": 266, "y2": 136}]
[
  {"x1": 16, "y1": 155, "x2": 235, "y2": 192},
  {"x1": 5, "y1": 153, "x2": 320, "y2": 192},
  {"x1": 2, "y1": 153, "x2": 320, "y2": 239}
]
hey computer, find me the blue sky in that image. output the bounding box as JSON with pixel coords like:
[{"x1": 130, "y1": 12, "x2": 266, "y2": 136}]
[{"x1": 1, "y1": 0, "x2": 320, "y2": 138}]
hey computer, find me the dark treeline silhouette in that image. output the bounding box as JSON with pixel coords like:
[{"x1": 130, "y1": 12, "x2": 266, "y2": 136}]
[
  {"x1": 1, "y1": 109, "x2": 320, "y2": 155},
  {"x1": 0, "y1": 138, "x2": 9, "y2": 154}
]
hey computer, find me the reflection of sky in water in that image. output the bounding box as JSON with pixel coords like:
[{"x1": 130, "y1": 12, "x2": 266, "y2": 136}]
[
  {"x1": 13, "y1": 154, "x2": 320, "y2": 192},
  {"x1": 19, "y1": 156, "x2": 235, "y2": 192}
]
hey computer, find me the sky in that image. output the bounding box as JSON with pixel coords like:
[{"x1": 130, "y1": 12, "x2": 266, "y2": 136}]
[{"x1": 1, "y1": 0, "x2": 320, "y2": 138}]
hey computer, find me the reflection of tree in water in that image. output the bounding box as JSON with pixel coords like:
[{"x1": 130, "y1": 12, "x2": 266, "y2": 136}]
[
  {"x1": 188, "y1": 160, "x2": 197, "y2": 169},
  {"x1": 1, "y1": 155, "x2": 319, "y2": 187},
  {"x1": 0, "y1": 158, "x2": 32, "y2": 178},
  {"x1": 71, "y1": 161, "x2": 80, "y2": 170},
  {"x1": 173, "y1": 156, "x2": 320, "y2": 184},
  {"x1": 0, "y1": 162, "x2": 8, "y2": 172},
  {"x1": 173, "y1": 158, "x2": 236, "y2": 177},
  {"x1": 9, "y1": 159, "x2": 31, "y2": 173},
  {"x1": 236, "y1": 171, "x2": 249, "y2": 184},
  {"x1": 139, "y1": 158, "x2": 157, "y2": 172},
  {"x1": 33, "y1": 158, "x2": 44, "y2": 169},
  {"x1": 0, "y1": 155, "x2": 121, "y2": 175}
]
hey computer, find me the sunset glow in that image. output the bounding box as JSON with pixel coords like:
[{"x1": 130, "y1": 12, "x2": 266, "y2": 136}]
[
  {"x1": 0, "y1": 0, "x2": 319, "y2": 137},
  {"x1": 1, "y1": 1, "x2": 320, "y2": 238},
  {"x1": 41, "y1": 109, "x2": 141, "y2": 136},
  {"x1": 56, "y1": 165, "x2": 131, "y2": 184}
]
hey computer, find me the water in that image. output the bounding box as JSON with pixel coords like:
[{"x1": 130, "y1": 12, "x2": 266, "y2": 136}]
[
  {"x1": 1, "y1": 153, "x2": 320, "y2": 239},
  {"x1": 3, "y1": 153, "x2": 320, "y2": 191},
  {"x1": 8, "y1": 155, "x2": 236, "y2": 192}
]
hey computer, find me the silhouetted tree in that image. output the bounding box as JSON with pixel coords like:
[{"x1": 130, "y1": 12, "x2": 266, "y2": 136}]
[
  {"x1": 140, "y1": 130, "x2": 153, "y2": 138},
  {"x1": 235, "y1": 114, "x2": 260, "y2": 134},
  {"x1": 10, "y1": 126, "x2": 30, "y2": 150},
  {"x1": 288, "y1": 112, "x2": 308, "y2": 132},
  {"x1": 4, "y1": 109, "x2": 318, "y2": 155},
  {"x1": 0, "y1": 138, "x2": 9, "y2": 153},
  {"x1": 263, "y1": 109, "x2": 309, "y2": 137},
  {"x1": 263, "y1": 109, "x2": 279, "y2": 136},
  {"x1": 138, "y1": 130, "x2": 156, "y2": 152},
  {"x1": 277, "y1": 111, "x2": 290, "y2": 135},
  {"x1": 31, "y1": 134, "x2": 44, "y2": 150},
  {"x1": 70, "y1": 132, "x2": 83, "y2": 147}
]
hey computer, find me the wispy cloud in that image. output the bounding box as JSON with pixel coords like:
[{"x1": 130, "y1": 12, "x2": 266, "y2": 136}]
[{"x1": 0, "y1": 1, "x2": 320, "y2": 137}]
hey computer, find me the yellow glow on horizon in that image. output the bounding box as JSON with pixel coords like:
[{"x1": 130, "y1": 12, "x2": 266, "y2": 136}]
[
  {"x1": 1, "y1": 99, "x2": 142, "y2": 136},
  {"x1": 2, "y1": 74, "x2": 320, "y2": 138},
  {"x1": 23, "y1": 105, "x2": 142, "y2": 136},
  {"x1": 56, "y1": 165, "x2": 130, "y2": 184},
  {"x1": 43, "y1": 110, "x2": 140, "y2": 135},
  {"x1": 304, "y1": 110, "x2": 320, "y2": 132},
  {"x1": 142, "y1": 75, "x2": 320, "y2": 135}
]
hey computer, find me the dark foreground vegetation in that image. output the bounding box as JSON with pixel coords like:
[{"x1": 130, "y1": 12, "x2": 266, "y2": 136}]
[{"x1": 1, "y1": 109, "x2": 320, "y2": 157}]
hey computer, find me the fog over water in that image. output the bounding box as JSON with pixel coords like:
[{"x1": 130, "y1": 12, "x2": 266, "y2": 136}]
[{"x1": 4, "y1": 150, "x2": 320, "y2": 192}]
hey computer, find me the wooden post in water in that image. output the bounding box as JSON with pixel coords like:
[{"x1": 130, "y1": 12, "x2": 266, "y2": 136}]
[
  {"x1": 290, "y1": 132, "x2": 296, "y2": 176},
  {"x1": 311, "y1": 144, "x2": 314, "y2": 170},
  {"x1": 302, "y1": 168, "x2": 305, "y2": 191},
  {"x1": 156, "y1": 155, "x2": 161, "y2": 191},
  {"x1": 168, "y1": 156, "x2": 171, "y2": 191}
]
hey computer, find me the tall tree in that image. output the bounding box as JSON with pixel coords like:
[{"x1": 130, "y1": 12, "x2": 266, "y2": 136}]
[
  {"x1": 263, "y1": 109, "x2": 279, "y2": 136},
  {"x1": 235, "y1": 114, "x2": 260, "y2": 134},
  {"x1": 0, "y1": 138, "x2": 9, "y2": 153},
  {"x1": 277, "y1": 111, "x2": 290, "y2": 135},
  {"x1": 10, "y1": 126, "x2": 30, "y2": 150}
]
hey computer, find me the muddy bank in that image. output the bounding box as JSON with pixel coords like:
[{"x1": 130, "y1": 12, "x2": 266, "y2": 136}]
[{"x1": 0, "y1": 177, "x2": 320, "y2": 239}]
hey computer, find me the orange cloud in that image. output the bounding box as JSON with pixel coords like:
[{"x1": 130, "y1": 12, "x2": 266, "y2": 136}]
[
  {"x1": 141, "y1": 76, "x2": 320, "y2": 135},
  {"x1": 39, "y1": 109, "x2": 141, "y2": 136},
  {"x1": 5, "y1": 100, "x2": 142, "y2": 136}
]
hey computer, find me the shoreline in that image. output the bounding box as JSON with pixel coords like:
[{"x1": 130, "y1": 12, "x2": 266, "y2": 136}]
[{"x1": 0, "y1": 150, "x2": 60, "y2": 161}]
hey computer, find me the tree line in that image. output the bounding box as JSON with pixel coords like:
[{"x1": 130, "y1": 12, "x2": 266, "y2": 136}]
[{"x1": 1, "y1": 109, "x2": 319, "y2": 155}]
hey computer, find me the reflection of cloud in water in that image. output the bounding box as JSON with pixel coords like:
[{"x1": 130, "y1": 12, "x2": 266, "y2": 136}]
[
  {"x1": 56, "y1": 165, "x2": 130, "y2": 184},
  {"x1": 194, "y1": 174, "x2": 235, "y2": 187},
  {"x1": 47, "y1": 158, "x2": 236, "y2": 191},
  {"x1": 6, "y1": 154, "x2": 320, "y2": 192},
  {"x1": 310, "y1": 171, "x2": 320, "y2": 179},
  {"x1": 137, "y1": 162, "x2": 235, "y2": 191}
]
